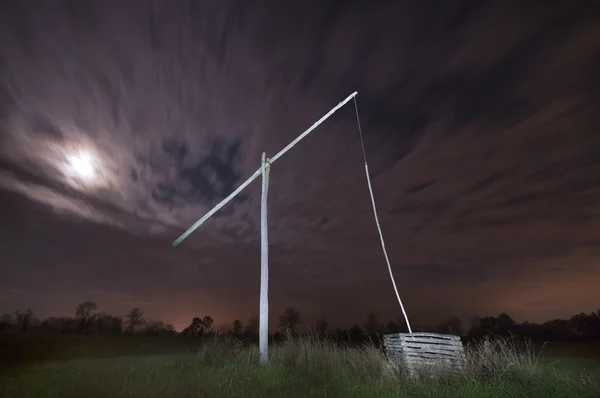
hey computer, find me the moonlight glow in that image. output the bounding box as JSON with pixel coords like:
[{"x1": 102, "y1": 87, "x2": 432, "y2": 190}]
[{"x1": 66, "y1": 150, "x2": 97, "y2": 181}]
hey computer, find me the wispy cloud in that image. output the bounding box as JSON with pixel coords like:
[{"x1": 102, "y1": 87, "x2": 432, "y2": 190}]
[{"x1": 0, "y1": 1, "x2": 599, "y2": 326}]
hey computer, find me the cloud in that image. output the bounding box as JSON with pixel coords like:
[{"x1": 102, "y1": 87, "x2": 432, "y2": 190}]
[{"x1": 1, "y1": 1, "x2": 599, "y2": 326}]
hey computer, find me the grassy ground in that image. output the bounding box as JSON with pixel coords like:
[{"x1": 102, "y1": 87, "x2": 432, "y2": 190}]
[
  {"x1": 541, "y1": 341, "x2": 600, "y2": 374},
  {"x1": 1, "y1": 335, "x2": 598, "y2": 398}
]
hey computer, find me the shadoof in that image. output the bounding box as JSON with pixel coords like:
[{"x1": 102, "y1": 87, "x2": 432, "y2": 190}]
[{"x1": 171, "y1": 92, "x2": 464, "y2": 377}]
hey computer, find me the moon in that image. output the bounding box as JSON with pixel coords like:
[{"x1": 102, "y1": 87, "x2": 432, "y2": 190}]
[{"x1": 66, "y1": 150, "x2": 97, "y2": 181}]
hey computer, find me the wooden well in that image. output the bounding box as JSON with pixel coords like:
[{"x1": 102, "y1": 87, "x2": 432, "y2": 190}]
[{"x1": 383, "y1": 332, "x2": 466, "y2": 378}]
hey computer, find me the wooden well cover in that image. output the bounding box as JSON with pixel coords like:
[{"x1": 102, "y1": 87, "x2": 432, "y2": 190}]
[{"x1": 383, "y1": 332, "x2": 466, "y2": 378}]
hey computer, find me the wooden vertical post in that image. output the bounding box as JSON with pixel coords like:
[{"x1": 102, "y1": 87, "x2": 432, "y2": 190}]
[
  {"x1": 259, "y1": 152, "x2": 271, "y2": 365},
  {"x1": 171, "y1": 93, "x2": 359, "y2": 365}
]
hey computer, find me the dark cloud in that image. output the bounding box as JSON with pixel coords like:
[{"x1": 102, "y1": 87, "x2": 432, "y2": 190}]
[
  {"x1": 404, "y1": 180, "x2": 437, "y2": 195},
  {"x1": 0, "y1": 0, "x2": 599, "y2": 329},
  {"x1": 463, "y1": 172, "x2": 507, "y2": 195}
]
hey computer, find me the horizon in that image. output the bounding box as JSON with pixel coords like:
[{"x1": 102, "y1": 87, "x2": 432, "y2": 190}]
[{"x1": 4, "y1": 290, "x2": 597, "y2": 334}]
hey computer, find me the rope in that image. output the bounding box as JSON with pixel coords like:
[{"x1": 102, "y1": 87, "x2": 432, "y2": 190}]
[{"x1": 353, "y1": 97, "x2": 413, "y2": 333}]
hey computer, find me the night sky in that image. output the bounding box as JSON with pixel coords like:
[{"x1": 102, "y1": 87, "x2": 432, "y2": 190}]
[{"x1": 1, "y1": 1, "x2": 599, "y2": 332}]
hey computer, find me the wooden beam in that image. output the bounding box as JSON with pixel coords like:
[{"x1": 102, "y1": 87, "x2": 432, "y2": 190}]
[{"x1": 172, "y1": 91, "x2": 358, "y2": 247}]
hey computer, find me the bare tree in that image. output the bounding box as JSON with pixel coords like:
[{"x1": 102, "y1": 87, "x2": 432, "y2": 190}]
[
  {"x1": 92, "y1": 313, "x2": 123, "y2": 335},
  {"x1": 182, "y1": 317, "x2": 202, "y2": 336},
  {"x1": 245, "y1": 316, "x2": 259, "y2": 335},
  {"x1": 386, "y1": 320, "x2": 400, "y2": 333},
  {"x1": 14, "y1": 308, "x2": 34, "y2": 333},
  {"x1": 279, "y1": 307, "x2": 301, "y2": 333},
  {"x1": 75, "y1": 301, "x2": 97, "y2": 333},
  {"x1": 364, "y1": 312, "x2": 383, "y2": 336},
  {"x1": 191, "y1": 317, "x2": 202, "y2": 329},
  {"x1": 0, "y1": 313, "x2": 14, "y2": 333},
  {"x1": 144, "y1": 320, "x2": 174, "y2": 336},
  {"x1": 201, "y1": 315, "x2": 213, "y2": 331},
  {"x1": 436, "y1": 316, "x2": 463, "y2": 336},
  {"x1": 349, "y1": 324, "x2": 363, "y2": 339},
  {"x1": 125, "y1": 308, "x2": 145, "y2": 333},
  {"x1": 39, "y1": 316, "x2": 68, "y2": 334},
  {"x1": 315, "y1": 318, "x2": 328, "y2": 334},
  {"x1": 232, "y1": 319, "x2": 243, "y2": 335},
  {"x1": 215, "y1": 324, "x2": 230, "y2": 334}
]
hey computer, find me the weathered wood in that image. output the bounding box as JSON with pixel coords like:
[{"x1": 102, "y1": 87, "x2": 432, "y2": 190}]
[
  {"x1": 269, "y1": 93, "x2": 357, "y2": 164},
  {"x1": 172, "y1": 92, "x2": 357, "y2": 248},
  {"x1": 400, "y1": 344, "x2": 463, "y2": 353},
  {"x1": 403, "y1": 358, "x2": 463, "y2": 367},
  {"x1": 402, "y1": 352, "x2": 464, "y2": 360},
  {"x1": 385, "y1": 340, "x2": 462, "y2": 346},
  {"x1": 402, "y1": 340, "x2": 463, "y2": 346},
  {"x1": 171, "y1": 93, "x2": 358, "y2": 366},
  {"x1": 385, "y1": 340, "x2": 461, "y2": 346},
  {"x1": 403, "y1": 357, "x2": 463, "y2": 365},
  {"x1": 259, "y1": 153, "x2": 270, "y2": 365},
  {"x1": 384, "y1": 332, "x2": 466, "y2": 379},
  {"x1": 172, "y1": 168, "x2": 262, "y2": 247},
  {"x1": 386, "y1": 340, "x2": 463, "y2": 348},
  {"x1": 386, "y1": 346, "x2": 465, "y2": 356},
  {"x1": 385, "y1": 332, "x2": 461, "y2": 340},
  {"x1": 386, "y1": 345, "x2": 463, "y2": 354}
]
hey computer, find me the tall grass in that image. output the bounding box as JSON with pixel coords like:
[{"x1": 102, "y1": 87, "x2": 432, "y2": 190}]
[
  {"x1": 1, "y1": 333, "x2": 598, "y2": 397},
  {"x1": 266, "y1": 333, "x2": 549, "y2": 381},
  {"x1": 465, "y1": 335, "x2": 545, "y2": 379},
  {"x1": 270, "y1": 332, "x2": 396, "y2": 381},
  {"x1": 205, "y1": 332, "x2": 597, "y2": 389}
]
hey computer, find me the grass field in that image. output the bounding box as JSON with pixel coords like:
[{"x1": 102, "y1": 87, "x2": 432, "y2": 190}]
[
  {"x1": 1, "y1": 335, "x2": 599, "y2": 398},
  {"x1": 541, "y1": 341, "x2": 600, "y2": 374}
]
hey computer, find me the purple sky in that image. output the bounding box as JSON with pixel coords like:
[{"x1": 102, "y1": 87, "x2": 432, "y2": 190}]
[{"x1": 1, "y1": 1, "x2": 599, "y2": 331}]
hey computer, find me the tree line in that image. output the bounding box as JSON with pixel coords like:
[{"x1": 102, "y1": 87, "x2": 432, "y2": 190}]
[{"x1": 1, "y1": 303, "x2": 599, "y2": 343}]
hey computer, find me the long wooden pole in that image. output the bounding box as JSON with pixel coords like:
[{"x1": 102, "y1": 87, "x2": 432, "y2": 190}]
[
  {"x1": 172, "y1": 91, "x2": 357, "y2": 247},
  {"x1": 259, "y1": 152, "x2": 271, "y2": 365},
  {"x1": 170, "y1": 92, "x2": 359, "y2": 365}
]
